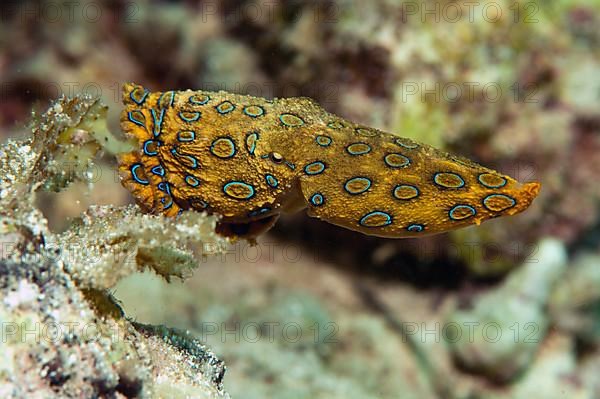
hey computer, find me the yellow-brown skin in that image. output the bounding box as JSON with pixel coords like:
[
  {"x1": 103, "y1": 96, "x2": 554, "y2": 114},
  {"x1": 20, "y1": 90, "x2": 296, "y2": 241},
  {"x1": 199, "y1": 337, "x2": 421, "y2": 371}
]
[{"x1": 118, "y1": 83, "x2": 541, "y2": 239}]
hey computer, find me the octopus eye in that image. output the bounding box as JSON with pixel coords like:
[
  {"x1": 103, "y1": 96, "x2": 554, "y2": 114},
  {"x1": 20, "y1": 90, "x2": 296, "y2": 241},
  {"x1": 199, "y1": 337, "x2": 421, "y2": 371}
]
[{"x1": 270, "y1": 152, "x2": 284, "y2": 164}]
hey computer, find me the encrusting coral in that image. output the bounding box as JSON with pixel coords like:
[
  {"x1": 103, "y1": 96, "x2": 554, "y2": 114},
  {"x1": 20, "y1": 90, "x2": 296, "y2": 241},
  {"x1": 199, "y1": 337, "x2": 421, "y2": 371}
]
[{"x1": 0, "y1": 93, "x2": 230, "y2": 398}]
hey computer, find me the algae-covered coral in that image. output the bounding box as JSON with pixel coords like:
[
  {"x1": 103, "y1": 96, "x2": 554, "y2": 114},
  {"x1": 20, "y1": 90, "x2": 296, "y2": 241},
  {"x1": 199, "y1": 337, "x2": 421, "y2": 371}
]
[{"x1": 0, "y1": 94, "x2": 230, "y2": 398}]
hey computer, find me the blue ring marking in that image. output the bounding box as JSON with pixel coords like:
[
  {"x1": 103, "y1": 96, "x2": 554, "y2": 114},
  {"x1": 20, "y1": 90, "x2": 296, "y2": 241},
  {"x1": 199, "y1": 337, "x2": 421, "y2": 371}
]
[
  {"x1": 184, "y1": 155, "x2": 199, "y2": 169},
  {"x1": 130, "y1": 164, "x2": 148, "y2": 185},
  {"x1": 393, "y1": 184, "x2": 419, "y2": 200},
  {"x1": 243, "y1": 105, "x2": 265, "y2": 118},
  {"x1": 346, "y1": 142, "x2": 371, "y2": 155},
  {"x1": 143, "y1": 140, "x2": 159, "y2": 156},
  {"x1": 483, "y1": 194, "x2": 516, "y2": 211},
  {"x1": 177, "y1": 131, "x2": 195, "y2": 142},
  {"x1": 157, "y1": 182, "x2": 172, "y2": 194},
  {"x1": 433, "y1": 172, "x2": 465, "y2": 189},
  {"x1": 210, "y1": 137, "x2": 236, "y2": 159},
  {"x1": 279, "y1": 113, "x2": 304, "y2": 127},
  {"x1": 265, "y1": 174, "x2": 279, "y2": 188},
  {"x1": 192, "y1": 199, "x2": 209, "y2": 209},
  {"x1": 384, "y1": 153, "x2": 411, "y2": 168},
  {"x1": 127, "y1": 111, "x2": 145, "y2": 127},
  {"x1": 327, "y1": 121, "x2": 344, "y2": 129},
  {"x1": 216, "y1": 101, "x2": 236, "y2": 114},
  {"x1": 189, "y1": 94, "x2": 210, "y2": 105},
  {"x1": 285, "y1": 161, "x2": 296, "y2": 170},
  {"x1": 161, "y1": 195, "x2": 173, "y2": 210},
  {"x1": 309, "y1": 193, "x2": 325, "y2": 206},
  {"x1": 478, "y1": 173, "x2": 507, "y2": 188},
  {"x1": 407, "y1": 224, "x2": 425, "y2": 233},
  {"x1": 130, "y1": 87, "x2": 148, "y2": 105},
  {"x1": 261, "y1": 154, "x2": 270, "y2": 159},
  {"x1": 395, "y1": 138, "x2": 419, "y2": 149},
  {"x1": 189, "y1": 197, "x2": 208, "y2": 210},
  {"x1": 315, "y1": 135, "x2": 332, "y2": 147},
  {"x1": 304, "y1": 161, "x2": 326, "y2": 175},
  {"x1": 171, "y1": 148, "x2": 199, "y2": 169},
  {"x1": 158, "y1": 91, "x2": 175, "y2": 108},
  {"x1": 448, "y1": 205, "x2": 477, "y2": 221},
  {"x1": 223, "y1": 181, "x2": 256, "y2": 200},
  {"x1": 179, "y1": 111, "x2": 201, "y2": 122},
  {"x1": 185, "y1": 175, "x2": 200, "y2": 187},
  {"x1": 355, "y1": 127, "x2": 378, "y2": 137},
  {"x1": 158, "y1": 182, "x2": 173, "y2": 210},
  {"x1": 246, "y1": 132, "x2": 259, "y2": 155},
  {"x1": 248, "y1": 207, "x2": 271, "y2": 217},
  {"x1": 151, "y1": 108, "x2": 165, "y2": 137},
  {"x1": 359, "y1": 211, "x2": 393, "y2": 227},
  {"x1": 344, "y1": 177, "x2": 372, "y2": 195},
  {"x1": 151, "y1": 165, "x2": 165, "y2": 176}
]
